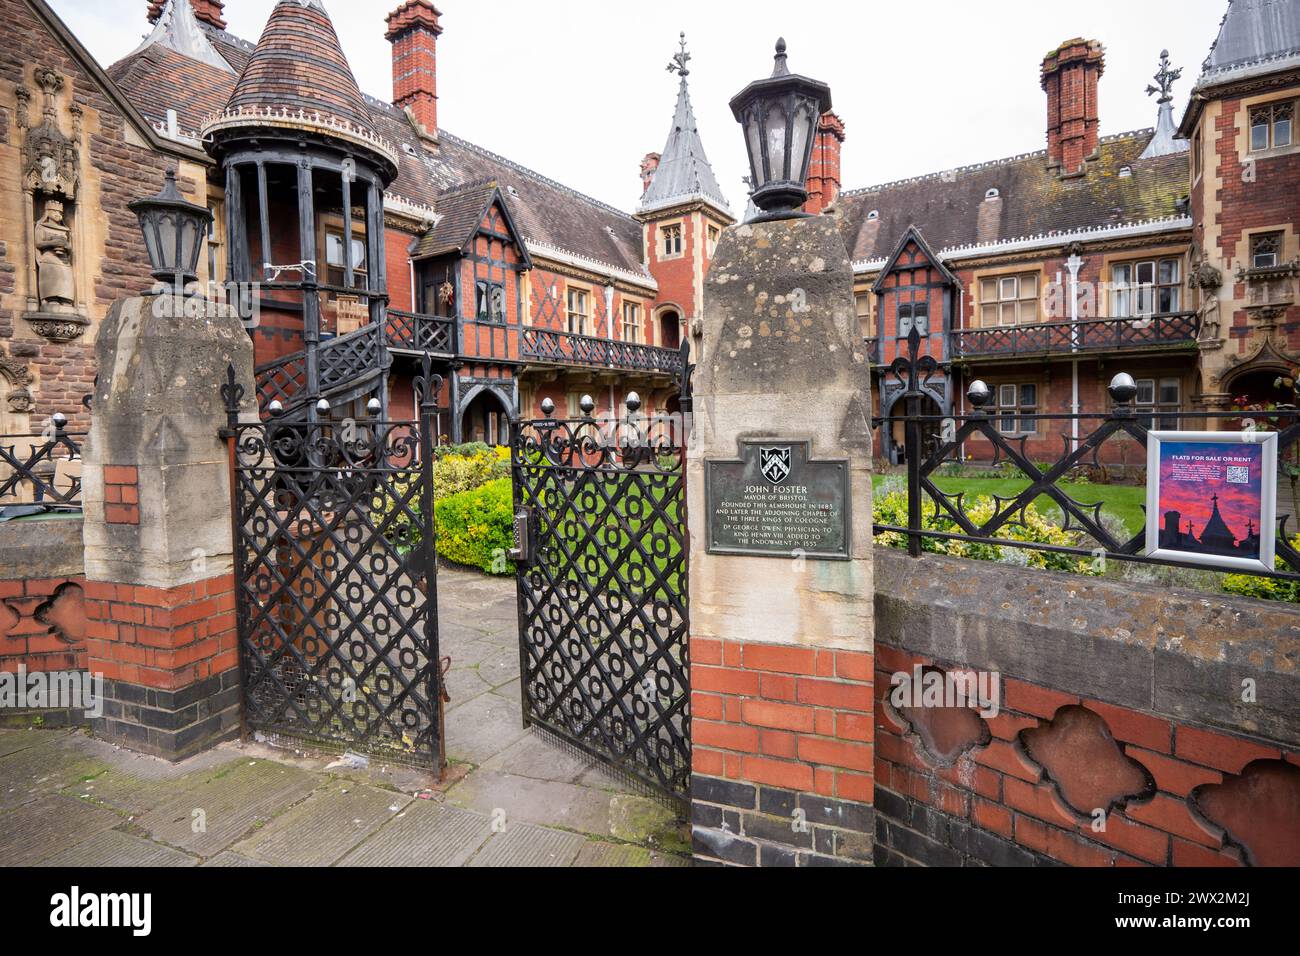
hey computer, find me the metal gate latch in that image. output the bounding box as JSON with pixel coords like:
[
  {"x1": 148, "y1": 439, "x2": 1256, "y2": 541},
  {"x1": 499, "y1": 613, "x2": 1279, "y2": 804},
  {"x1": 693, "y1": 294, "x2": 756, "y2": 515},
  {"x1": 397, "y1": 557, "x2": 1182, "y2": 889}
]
[{"x1": 508, "y1": 507, "x2": 533, "y2": 564}]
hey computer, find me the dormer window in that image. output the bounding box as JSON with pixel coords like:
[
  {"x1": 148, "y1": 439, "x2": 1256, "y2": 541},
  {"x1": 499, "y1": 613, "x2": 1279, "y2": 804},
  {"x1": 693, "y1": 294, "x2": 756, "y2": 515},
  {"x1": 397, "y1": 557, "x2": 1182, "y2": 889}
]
[
  {"x1": 661, "y1": 223, "x2": 683, "y2": 258},
  {"x1": 867, "y1": 209, "x2": 880, "y2": 221},
  {"x1": 1250, "y1": 101, "x2": 1293, "y2": 152},
  {"x1": 1118, "y1": 165, "x2": 1132, "y2": 178},
  {"x1": 984, "y1": 188, "x2": 1000, "y2": 200}
]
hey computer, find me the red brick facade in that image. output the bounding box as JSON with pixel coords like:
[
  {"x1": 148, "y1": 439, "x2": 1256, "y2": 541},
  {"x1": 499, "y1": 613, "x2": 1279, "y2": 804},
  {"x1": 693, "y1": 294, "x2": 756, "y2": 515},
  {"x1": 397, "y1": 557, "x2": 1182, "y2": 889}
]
[
  {"x1": 0, "y1": 575, "x2": 86, "y2": 674},
  {"x1": 875, "y1": 643, "x2": 1300, "y2": 867}
]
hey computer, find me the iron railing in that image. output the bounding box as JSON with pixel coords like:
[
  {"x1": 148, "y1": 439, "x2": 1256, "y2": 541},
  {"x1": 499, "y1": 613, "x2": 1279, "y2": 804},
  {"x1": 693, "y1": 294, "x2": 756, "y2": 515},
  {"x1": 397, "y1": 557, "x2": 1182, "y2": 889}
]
[
  {"x1": 948, "y1": 311, "x2": 1200, "y2": 359},
  {"x1": 0, "y1": 415, "x2": 84, "y2": 509},
  {"x1": 521, "y1": 326, "x2": 684, "y2": 375},
  {"x1": 253, "y1": 322, "x2": 387, "y2": 413},
  {"x1": 386, "y1": 309, "x2": 456, "y2": 355},
  {"x1": 876, "y1": 328, "x2": 1300, "y2": 584}
]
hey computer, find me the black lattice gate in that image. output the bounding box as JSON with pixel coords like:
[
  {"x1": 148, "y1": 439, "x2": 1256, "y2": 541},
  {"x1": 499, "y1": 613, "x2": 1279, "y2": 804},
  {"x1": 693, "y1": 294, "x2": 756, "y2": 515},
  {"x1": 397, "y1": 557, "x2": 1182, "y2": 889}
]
[
  {"x1": 222, "y1": 367, "x2": 445, "y2": 770},
  {"x1": 511, "y1": 402, "x2": 691, "y2": 802}
]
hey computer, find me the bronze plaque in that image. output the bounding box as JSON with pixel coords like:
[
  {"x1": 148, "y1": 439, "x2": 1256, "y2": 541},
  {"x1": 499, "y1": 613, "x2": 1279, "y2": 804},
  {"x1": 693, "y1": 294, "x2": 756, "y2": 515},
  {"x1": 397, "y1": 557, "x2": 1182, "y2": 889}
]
[{"x1": 705, "y1": 439, "x2": 850, "y2": 560}]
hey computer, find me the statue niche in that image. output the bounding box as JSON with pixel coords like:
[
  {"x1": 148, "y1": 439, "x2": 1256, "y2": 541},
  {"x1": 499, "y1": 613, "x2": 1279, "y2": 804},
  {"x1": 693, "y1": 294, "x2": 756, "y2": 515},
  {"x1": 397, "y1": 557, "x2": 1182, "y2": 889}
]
[{"x1": 16, "y1": 67, "x2": 90, "y2": 342}]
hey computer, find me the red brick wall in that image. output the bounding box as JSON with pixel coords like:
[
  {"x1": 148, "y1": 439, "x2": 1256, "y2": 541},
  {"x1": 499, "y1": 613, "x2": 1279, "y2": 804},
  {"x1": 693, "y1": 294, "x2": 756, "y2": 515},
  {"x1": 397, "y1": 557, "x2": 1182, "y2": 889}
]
[
  {"x1": 83, "y1": 574, "x2": 237, "y2": 692},
  {"x1": 875, "y1": 643, "x2": 1300, "y2": 867},
  {"x1": 692, "y1": 636, "x2": 874, "y2": 804},
  {"x1": 0, "y1": 576, "x2": 87, "y2": 674}
]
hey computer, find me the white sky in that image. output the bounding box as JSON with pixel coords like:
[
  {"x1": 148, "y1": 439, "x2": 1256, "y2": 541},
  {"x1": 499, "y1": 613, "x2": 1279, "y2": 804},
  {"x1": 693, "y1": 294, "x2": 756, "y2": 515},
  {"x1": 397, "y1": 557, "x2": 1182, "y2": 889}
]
[{"x1": 53, "y1": 0, "x2": 1228, "y2": 213}]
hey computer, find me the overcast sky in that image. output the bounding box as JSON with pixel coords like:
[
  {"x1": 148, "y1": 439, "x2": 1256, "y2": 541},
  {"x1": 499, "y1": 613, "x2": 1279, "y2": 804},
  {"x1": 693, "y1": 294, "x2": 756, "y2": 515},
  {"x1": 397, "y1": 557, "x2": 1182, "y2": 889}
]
[{"x1": 53, "y1": 0, "x2": 1228, "y2": 213}]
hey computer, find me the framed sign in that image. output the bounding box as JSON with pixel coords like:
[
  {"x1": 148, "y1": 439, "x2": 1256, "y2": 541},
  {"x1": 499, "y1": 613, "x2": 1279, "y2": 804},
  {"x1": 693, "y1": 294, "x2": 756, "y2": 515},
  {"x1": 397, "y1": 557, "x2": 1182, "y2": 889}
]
[
  {"x1": 705, "y1": 439, "x2": 850, "y2": 560},
  {"x1": 1145, "y1": 431, "x2": 1277, "y2": 572}
]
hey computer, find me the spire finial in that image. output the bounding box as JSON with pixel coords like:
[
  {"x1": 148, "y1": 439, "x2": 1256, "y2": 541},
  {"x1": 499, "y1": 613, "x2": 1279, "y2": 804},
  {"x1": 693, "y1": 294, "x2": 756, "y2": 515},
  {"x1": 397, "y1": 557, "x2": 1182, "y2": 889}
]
[
  {"x1": 667, "y1": 31, "x2": 691, "y2": 78},
  {"x1": 772, "y1": 37, "x2": 789, "y2": 77},
  {"x1": 1145, "y1": 49, "x2": 1182, "y2": 104}
]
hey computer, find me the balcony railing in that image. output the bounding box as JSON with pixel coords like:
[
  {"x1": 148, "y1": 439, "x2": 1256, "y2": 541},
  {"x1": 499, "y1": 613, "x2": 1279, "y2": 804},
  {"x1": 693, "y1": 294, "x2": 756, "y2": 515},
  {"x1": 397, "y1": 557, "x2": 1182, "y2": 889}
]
[
  {"x1": 521, "y1": 327, "x2": 684, "y2": 375},
  {"x1": 948, "y1": 312, "x2": 1201, "y2": 360},
  {"x1": 386, "y1": 309, "x2": 457, "y2": 356}
]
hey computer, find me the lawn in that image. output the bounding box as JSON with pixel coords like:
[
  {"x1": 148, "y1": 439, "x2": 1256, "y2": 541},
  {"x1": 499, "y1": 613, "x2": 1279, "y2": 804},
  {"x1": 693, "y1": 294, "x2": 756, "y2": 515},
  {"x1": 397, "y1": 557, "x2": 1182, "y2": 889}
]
[{"x1": 873, "y1": 474, "x2": 1147, "y2": 537}]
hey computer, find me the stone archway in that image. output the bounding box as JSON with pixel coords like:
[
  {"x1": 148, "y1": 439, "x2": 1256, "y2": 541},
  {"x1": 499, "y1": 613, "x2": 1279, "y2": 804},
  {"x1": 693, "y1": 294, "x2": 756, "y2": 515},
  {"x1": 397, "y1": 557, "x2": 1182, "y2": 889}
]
[{"x1": 458, "y1": 383, "x2": 514, "y2": 446}]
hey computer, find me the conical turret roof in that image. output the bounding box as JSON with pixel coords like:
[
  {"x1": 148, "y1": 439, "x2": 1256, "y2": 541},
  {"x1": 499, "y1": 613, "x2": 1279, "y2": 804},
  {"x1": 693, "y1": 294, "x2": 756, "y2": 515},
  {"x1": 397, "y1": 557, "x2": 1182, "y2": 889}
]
[
  {"x1": 226, "y1": 0, "x2": 374, "y2": 131},
  {"x1": 204, "y1": 1, "x2": 397, "y2": 173},
  {"x1": 639, "y1": 34, "x2": 730, "y2": 217}
]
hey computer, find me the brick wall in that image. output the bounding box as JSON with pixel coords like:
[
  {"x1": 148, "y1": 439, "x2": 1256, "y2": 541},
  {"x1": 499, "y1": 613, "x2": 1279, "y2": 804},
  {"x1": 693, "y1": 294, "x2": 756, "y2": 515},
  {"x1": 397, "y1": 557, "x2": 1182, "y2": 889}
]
[
  {"x1": 690, "y1": 636, "x2": 875, "y2": 866},
  {"x1": 873, "y1": 547, "x2": 1300, "y2": 868}
]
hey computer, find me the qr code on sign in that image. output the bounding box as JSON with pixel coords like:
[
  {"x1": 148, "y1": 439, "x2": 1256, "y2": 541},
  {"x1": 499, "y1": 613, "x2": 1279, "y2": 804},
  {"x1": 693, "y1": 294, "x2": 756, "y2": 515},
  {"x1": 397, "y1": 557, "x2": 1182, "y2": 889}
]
[{"x1": 1227, "y1": 466, "x2": 1249, "y2": 484}]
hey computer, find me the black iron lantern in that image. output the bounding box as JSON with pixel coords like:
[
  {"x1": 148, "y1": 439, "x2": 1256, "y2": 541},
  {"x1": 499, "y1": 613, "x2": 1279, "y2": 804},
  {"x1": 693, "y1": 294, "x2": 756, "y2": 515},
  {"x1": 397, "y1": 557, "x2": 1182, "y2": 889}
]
[
  {"x1": 128, "y1": 169, "x2": 212, "y2": 292},
  {"x1": 730, "y1": 38, "x2": 832, "y2": 221}
]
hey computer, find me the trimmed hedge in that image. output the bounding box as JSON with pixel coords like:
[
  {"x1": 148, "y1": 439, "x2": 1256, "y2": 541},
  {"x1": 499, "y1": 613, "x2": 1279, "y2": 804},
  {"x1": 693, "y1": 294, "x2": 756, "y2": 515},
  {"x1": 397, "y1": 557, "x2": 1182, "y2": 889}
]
[{"x1": 433, "y1": 477, "x2": 515, "y2": 575}]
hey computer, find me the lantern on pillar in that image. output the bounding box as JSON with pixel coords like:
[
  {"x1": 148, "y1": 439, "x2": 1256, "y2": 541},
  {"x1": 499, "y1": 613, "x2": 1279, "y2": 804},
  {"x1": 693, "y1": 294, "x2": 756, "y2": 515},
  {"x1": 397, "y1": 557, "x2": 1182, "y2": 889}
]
[
  {"x1": 730, "y1": 38, "x2": 833, "y2": 221},
  {"x1": 128, "y1": 169, "x2": 212, "y2": 293}
]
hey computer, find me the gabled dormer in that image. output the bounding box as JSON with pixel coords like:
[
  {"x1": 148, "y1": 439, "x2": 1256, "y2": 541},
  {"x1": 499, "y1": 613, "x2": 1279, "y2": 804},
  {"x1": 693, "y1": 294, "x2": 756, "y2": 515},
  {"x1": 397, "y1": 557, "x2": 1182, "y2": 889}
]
[{"x1": 872, "y1": 225, "x2": 959, "y2": 369}]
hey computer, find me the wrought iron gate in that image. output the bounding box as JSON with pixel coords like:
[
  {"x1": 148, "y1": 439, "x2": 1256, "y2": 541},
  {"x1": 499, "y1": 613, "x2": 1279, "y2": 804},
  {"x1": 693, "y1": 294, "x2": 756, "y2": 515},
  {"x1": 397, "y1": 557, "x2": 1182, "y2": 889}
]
[
  {"x1": 511, "y1": 392, "x2": 691, "y2": 802},
  {"x1": 222, "y1": 366, "x2": 445, "y2": 770}
]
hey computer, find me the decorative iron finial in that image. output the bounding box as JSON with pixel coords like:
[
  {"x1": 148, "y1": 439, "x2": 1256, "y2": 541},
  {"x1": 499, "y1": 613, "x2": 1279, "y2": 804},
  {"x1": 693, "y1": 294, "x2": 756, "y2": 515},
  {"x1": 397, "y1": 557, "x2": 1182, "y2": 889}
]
[
  {"x1": 667, "y1": 31, "x2": 691, "y2": 78},
  {"x1": 1145, "y1": 50, "x2": 1182, "y2": 104},
  {"x1": 1108, "y1": 372, "x2": 1138, "y2": 404},
  {"x1": 579, "y1": 394, "x2": 596, "y2": 416},
  {"x1": 771, "y1": 37, "x2": 789, "y2": 78}
]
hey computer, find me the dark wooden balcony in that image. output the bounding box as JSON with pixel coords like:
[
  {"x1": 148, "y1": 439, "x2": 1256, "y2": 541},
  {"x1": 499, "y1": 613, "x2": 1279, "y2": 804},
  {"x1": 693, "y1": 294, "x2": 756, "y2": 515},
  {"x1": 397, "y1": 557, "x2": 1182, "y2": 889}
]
[
  {"x1": 521, "y1": 327, "x2": 683, "y2": 375},
  {"x1": 948, "y1": 311, "x2": 1201, "y2": 361},
  {"x1": 385, "y1": 309, "x2": 457, "y2": 356}
]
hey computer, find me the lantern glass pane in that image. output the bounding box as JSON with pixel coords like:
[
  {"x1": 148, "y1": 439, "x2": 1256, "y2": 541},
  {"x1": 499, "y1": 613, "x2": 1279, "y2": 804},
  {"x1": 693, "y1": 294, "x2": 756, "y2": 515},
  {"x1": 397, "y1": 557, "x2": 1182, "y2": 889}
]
[
  {"x1": 142, "y1": 220, "x2": 161, "y2": 271},
  {"x1": 180, "y1": 217, "x2": 200, "y2": 273},
  {"x1": 157, "y1": 212, "x2": 178, "y2": 270},
  {"x1": 790, "y1": 100, "x2": 813, "y2": 183},
  {"x1": 764, "y1": 103, "x2": 788, "y2": 182},
  {"x1": 745, "y1": 113, "x2": 765, "y2": 187}
]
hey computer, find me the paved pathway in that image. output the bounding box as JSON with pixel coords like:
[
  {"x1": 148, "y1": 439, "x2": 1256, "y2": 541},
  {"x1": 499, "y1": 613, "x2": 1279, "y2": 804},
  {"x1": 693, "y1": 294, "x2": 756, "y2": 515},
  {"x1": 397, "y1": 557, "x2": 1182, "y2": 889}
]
[{"x1": 0, "y1": 568, "x2": 690, "y2": 867}]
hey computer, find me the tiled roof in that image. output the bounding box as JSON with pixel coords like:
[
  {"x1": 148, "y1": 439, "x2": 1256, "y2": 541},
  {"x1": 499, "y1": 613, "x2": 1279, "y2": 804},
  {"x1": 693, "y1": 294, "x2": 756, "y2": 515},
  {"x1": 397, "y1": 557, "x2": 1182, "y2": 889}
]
[
  {"x1": 408, "y1": 180, "x2": 499, "y2": 258},
  {"x1": 225, "y1": 0, "x2": 377, "y2": 135},
  {"x1": 835, "y1": 130, "x2": 1190, "y2": 265},
  {"x1": 106, "y1": 42, "x2": 234, "y2": 134},
  {"x1": 1200, "y1": 0, "x2": 1300, "y2": 81}
]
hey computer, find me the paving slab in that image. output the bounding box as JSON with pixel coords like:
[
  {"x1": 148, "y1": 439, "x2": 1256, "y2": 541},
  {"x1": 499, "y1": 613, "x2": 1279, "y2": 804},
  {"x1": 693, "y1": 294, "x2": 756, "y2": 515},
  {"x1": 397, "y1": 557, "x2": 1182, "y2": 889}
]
[
  {"x1": 481, "y1": 730, "x2": 599, "y2": 784},
  {"x1": 0, "y1": 728, "x2": 69, "y2": 758},
  {"x1": 132, "y1": 758, "x2": 320, "y2": 858},
  {"x1": 37, "y1": 828, "x2": 199, "y2": 867},
  {"x1": 62, "y1": 747, "x2": 242, "y2": 817},
  {"x1": 230, "y1": 782, "x2": 409, "y2": 866},
  {"x1": 477, "y1": 646, "x2": 521, "y2": 686},
  {"x1": 443, "y1": 692, "x2": 529, "y2": 760},
  {"x1": 467, "y1": 822, "x2": 586, "y2": 867},
  {"x1": 201, "y1": 851, "x2": 269, "y2": 867},
  {"x1": 439, "y1": 636, "x2": 502, "y2": 670},
  {"x1": 441, "y1": 665, "x2": 495, "y2": 708},
  {"x1": 0, "y1": 795, "x2": 121, "y2": 866},
  {"x1": 338, "y1": 800, "x2": 493, "y2": 866},
  {"x1": 573, "y1": 841, "x2": 691, "y2": 868},
  {"x1": 446, "y1": 767, "x2": 617, "y2": 836},
  {"x1": 0, "y1": 735, "x2": 112, "y2": 810}
]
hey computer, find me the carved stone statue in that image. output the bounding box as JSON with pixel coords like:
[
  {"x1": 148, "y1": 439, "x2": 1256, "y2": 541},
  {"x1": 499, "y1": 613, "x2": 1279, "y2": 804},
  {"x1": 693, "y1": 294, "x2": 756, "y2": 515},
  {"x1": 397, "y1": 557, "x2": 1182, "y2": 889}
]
[{"x1": 34, "y1": 198, "x2": 75, "y2": 312}]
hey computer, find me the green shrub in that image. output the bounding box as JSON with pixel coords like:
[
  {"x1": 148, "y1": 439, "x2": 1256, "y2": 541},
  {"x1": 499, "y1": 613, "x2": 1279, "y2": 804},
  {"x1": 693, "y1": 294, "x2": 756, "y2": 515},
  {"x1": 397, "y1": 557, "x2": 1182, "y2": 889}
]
[
  {"x1": 432, "y1": 445, "x2": 509, "y2": 499},
  {"x1": 1221, "y1": 534, "x2": 1300, "y2": 603},
  {"x1": 433, "y1": 477, "x2": 515, "y2": 575}
]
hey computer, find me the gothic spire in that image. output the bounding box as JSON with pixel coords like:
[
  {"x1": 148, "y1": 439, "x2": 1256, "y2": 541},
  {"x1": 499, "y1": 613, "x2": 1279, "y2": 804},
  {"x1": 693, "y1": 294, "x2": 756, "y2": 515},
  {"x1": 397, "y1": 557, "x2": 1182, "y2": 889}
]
[{"x1": 638, "y1": 32, "x2": 731, "y2": 217}]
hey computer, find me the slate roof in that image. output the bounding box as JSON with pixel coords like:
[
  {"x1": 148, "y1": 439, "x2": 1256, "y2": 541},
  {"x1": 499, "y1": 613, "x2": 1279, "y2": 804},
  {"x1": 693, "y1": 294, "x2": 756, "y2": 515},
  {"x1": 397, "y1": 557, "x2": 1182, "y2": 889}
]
[
  {"x1": 835, "y1": 130, "x2": 1190, "y2": 265},
  {"x1": 408, "y1": 180, "x2": 499, "y2": 258},
  {"x1": 638, "y1": 73, "x2": 730, "y2": 216},
  {"x1": 105, "y1": 41, "x2": 235, "y2": 134},
  {"x1": 224, "y1": 0, "x2": 377, "y2": 134},
  {"x1": 1199, "y1": 0, "x2": 1300, "y2": 82}
]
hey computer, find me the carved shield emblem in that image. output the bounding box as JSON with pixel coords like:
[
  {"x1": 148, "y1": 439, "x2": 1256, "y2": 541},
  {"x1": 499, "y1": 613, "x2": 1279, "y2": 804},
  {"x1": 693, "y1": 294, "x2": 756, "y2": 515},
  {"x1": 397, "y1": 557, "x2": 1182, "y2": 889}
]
[{"x1": 760, "y1": 446, "x2": 791, "y2": 485}]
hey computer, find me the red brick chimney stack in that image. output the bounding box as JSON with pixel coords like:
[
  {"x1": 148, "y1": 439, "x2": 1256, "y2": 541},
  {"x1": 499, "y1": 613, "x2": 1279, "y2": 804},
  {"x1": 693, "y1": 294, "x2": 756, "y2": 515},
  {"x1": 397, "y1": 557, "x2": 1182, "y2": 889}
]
[
  {"x1": 1041, "y1": 38, "x2": 1105, "y2": 176},
  {"x1": 386, "y1": 0, "x2": 443, "y2": 137},
  {"x1": 804, "y1": 111, "x2": 846, "y2": 214},
  {"x1": 639, "y1": 152, "x2": 661, "y2": 194},
  {"x1": 148, "y1": 0, "x2": 227, "y2": 30}
]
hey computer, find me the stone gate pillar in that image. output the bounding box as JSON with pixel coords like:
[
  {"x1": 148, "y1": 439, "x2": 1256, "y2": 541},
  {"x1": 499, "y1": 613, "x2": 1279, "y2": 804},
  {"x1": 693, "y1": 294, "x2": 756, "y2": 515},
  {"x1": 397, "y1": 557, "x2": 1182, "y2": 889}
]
[
  {"x1": 687, "y1": 214, "x2": 874, "y2": 866},
  {"x1": 81, "y1": 293, "x2": 256, "y2": 760}
]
